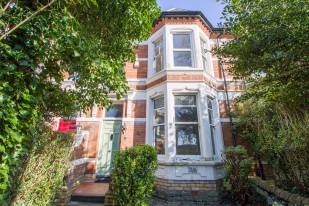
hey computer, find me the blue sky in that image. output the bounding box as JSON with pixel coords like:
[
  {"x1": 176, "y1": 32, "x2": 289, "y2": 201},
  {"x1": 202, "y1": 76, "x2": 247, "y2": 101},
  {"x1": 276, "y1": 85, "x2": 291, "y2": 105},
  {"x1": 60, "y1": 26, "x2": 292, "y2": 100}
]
[{"x1": 156, "y1": 0, "x2": 225, "y2": 27}]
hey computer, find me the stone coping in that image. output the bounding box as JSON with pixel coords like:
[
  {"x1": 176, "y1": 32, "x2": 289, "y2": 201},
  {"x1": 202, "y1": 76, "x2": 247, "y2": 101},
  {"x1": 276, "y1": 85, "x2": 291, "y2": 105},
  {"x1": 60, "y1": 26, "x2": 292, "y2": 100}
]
[
  {"x1": 249, "y1": 176, "x2": 309, "y2": 206},
  {"x1": 158, "y1": 160, "x2": 224, "y2": 166}
]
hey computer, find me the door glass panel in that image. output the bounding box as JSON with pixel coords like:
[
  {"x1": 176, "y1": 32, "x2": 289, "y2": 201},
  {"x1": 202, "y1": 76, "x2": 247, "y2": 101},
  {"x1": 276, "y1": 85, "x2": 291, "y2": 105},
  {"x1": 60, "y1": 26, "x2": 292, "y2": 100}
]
[{"x1": 105, "y1": 104, "x2": 123, "y2": 117}]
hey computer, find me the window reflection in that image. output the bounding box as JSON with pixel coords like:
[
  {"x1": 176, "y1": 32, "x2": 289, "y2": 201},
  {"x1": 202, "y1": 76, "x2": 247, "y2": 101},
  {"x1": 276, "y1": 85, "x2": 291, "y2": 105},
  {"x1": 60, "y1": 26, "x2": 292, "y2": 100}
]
[
  {"x1": 154, "y1": 97, "x2": 165, "y2": 154},
  {"x1": 105, "y1": 104, "x2": 123, "y2": 118},
  {"x1": 174, "y1": 95, "x2": 200, "y2": 155}
]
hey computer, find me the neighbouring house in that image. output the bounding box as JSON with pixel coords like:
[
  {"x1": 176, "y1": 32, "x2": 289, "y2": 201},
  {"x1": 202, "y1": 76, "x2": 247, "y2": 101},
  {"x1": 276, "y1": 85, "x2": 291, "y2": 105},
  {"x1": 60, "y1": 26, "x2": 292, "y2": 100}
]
[{"x1": 56, "y1": 9, "x2": 245, "y2": 205}]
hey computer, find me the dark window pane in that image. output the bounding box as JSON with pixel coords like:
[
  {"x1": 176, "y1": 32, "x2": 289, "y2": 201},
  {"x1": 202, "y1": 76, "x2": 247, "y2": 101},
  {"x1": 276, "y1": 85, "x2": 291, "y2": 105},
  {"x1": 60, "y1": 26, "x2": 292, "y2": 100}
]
[
  {"x1": 207, "y1": 99, "x2": 213, "y2": 109},
  {"x1": 208, "y1": 110, "x2": 214, "y2": 125},
  {"x1": 155, "y1": 125, "x2": 165, "y2": 154},
  {"x1": 175, "y1": 107, "x2": 198, "y2": 122},
  {"x1": 154, "y1": 97, "x2": 164, "y2": 109},
  {"x1": 173, "y1": 34, "x2": 191, "y2": 49},
  {"x1": 105, "y1": 104, "x2": 123, "y2": 117},
  {"x1": 154, "y1": 108, "x2": 165, "y2": 124},
  {"x1": 210, "y1": 126, "x2": 216, "y2": 155},
  {"x1": 174, "y1": 51, "x2": 192, "y2": 67},
  {"x1": 176, "y1": 125, "x2": 200, "y2": 155},
  {"x1": 155, "y1": 55, "x2": 163, "y2": 72},
  {"x1": 175, "y1": 95, "x2": 196, "y2": 105}
]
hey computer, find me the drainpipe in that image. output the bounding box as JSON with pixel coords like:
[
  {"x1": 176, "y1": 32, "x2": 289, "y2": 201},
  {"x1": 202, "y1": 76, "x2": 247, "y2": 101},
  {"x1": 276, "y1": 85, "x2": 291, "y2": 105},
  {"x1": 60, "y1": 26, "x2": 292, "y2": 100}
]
[{"x1": 216, "y1": 37, "x2": 237, "y2": 147}]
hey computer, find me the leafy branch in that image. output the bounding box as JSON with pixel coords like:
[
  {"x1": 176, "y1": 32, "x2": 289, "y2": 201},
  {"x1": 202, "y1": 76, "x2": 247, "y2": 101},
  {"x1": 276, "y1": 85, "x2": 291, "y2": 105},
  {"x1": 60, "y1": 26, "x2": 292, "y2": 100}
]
[{"x1": 0, "y1": 0, "x2": 58, "y2": 41}]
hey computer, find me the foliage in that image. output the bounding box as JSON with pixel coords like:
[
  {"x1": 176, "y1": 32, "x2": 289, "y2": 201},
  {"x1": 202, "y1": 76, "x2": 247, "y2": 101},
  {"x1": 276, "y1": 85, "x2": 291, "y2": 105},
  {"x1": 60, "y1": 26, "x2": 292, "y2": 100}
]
[
  {"x1": 222, "y1": 145, "x2": 252, "y2": 205},
  {"x1": 233, "y1": 102, "x2": 309, "y2": 195},
  {"x1": 5, "y1": 122, "x2": 73, "y2": 205},
  {"x1": 110, "y1": 145, "x2": 158, "y2": 206},
  {"x1": 216, "y1": 0, "x2": 309, "y2": 108},
  {"x1": 217, "y1": 0, "x2": 309, "y2": 196},
  {"x1": 0, "y1": 0, "x2": 160, "y2": 198}
]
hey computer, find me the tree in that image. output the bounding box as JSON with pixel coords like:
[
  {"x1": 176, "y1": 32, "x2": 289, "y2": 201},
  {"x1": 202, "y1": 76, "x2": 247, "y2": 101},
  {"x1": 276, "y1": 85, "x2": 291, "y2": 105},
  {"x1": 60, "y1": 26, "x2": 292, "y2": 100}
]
[
  {"x1": 217, "y1": 0, "x2": 309, "y2": 194},
  {"x1": 217, "y1": 0, "x2": 309, "y2": 108},
  {"x1": 0, "y1": 0, "x2": 160, "y2": 199}
]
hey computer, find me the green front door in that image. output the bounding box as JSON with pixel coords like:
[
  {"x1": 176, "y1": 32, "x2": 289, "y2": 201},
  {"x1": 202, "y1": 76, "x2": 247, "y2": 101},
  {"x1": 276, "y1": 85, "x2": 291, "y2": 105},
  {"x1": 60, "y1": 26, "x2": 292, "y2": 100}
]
[{"x1": 97, "y1": 121, "x2": 121, "y2": 176}]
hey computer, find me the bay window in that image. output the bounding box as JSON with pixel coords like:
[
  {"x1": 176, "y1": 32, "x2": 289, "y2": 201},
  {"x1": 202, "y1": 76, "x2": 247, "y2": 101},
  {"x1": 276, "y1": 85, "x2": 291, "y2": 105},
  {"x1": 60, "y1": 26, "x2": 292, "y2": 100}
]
[{"x1": 174, "y1": 95, "x2": 200, "y2": 155}]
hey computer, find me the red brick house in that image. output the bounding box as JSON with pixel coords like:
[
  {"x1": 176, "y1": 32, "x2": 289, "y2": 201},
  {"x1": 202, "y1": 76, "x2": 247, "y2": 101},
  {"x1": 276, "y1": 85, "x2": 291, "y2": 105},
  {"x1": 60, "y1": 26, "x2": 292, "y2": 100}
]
[{"x1": 57, "y1": 9, "x2": 244, "y2": 204}]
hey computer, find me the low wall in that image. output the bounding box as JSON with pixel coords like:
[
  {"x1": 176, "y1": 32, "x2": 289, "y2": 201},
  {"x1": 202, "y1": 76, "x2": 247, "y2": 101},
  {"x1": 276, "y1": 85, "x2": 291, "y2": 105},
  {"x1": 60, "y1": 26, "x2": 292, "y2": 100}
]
[
  {"x1": 249, "y1": 177, "x2": 309, "y2": 206},
  {"x1": 56, "y1": 132, "x2": 92, "y2": 206},
  {"x1": 150, "y1": 178, "x2": 223, "y2": 206}
]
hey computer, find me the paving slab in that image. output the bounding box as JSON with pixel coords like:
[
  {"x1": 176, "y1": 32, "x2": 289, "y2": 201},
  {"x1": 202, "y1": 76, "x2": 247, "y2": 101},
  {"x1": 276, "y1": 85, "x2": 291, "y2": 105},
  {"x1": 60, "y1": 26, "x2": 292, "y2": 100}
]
[
  {"x1": 66, "y1": 201, "x2": 104, "y2": 206},
  {"x1": 73, "y1": 182, "x2": 109, "y2": 196}
]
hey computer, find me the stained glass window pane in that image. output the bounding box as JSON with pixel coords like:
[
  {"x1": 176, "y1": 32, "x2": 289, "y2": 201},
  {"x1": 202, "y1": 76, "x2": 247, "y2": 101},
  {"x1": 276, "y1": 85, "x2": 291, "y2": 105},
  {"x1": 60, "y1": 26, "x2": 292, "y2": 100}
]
[
  {"x1": 173, "y1": 34, "x2": 191, "y2": 49},
  {"x1": 154, "y1": 97, "x2": 164, "y2": 109},
  {"x1": 175, "y1": 107, "x2": 198, "y2": 122},
  {"x1": 174, "y1": 51, "x2": 192, "y2": 67},
  {"x1": 176, "y1": 125, "x2": 200, "y2": 155},
  {"x1": 105, "y1": 104, "x2": 123, "y2": 117},
  {"x1": 175, "y1": 96, "x2": 196, "y2": 105}
]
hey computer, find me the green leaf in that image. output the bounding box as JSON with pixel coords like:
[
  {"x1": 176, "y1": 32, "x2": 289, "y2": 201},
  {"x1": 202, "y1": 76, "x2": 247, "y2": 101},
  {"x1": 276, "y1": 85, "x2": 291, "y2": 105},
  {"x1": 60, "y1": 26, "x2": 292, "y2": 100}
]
[
  {"x1": 73, "y1": 50, "x2": 81, "y2": 57},
  {"x1": 20, "y1": 60, "x2": 28, "y2": 66}
]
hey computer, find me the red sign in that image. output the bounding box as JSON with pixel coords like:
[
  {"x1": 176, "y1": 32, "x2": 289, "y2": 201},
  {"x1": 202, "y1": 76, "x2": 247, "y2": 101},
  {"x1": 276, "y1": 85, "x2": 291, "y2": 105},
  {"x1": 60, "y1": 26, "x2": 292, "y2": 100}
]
[{"x1": 58, "y1": 119, "x2": 76, "y2": 132}]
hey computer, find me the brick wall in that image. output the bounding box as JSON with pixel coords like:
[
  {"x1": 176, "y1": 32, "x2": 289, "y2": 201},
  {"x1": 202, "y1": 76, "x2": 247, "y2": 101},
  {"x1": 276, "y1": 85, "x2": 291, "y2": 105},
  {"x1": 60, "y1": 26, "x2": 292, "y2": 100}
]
[
  {"x1": 131, "y1": 100, "x2": 146, "y2": 118},
  {"x1": 120, "y1": 122, "x2": 146, "y2": 149},
  {"x1": 134, "y1": 45, "x2": 148, "y2": 58},
  {"x1": 152, "y1": 17, "x2": 211, "y2": 37},
  {"x1": 78, "y1": 121, "x2": 101, "y2": 158},
  {"x1": 151, "y1": 178, "x2": 223, "y2": 205},
  {"x1": 124, "y1": 61, "x2": 148, "y2": 79}
]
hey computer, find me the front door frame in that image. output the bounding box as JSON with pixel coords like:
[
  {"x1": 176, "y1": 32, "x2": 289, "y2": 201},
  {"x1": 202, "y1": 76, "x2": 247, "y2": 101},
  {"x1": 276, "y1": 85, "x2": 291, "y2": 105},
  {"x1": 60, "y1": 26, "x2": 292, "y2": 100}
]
[{"x1": 96, "y1": 119, "x2": 122, "y2": 177}]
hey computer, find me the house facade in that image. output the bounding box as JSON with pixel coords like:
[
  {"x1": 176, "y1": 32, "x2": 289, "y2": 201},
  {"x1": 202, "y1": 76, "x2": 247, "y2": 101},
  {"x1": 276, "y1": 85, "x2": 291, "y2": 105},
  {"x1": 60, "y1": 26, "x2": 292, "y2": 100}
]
[{"x1": 57, "y1": 9, "x2": 244, "y2": 204}]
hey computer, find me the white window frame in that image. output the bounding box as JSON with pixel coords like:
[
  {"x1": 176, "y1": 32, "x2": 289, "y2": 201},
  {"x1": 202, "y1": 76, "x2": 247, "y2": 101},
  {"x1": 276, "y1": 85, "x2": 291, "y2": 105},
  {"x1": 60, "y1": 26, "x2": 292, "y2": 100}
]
[
  {"x1": 172, "y1": 31, "x2": 194, "y2": 68},
  {"x1": 174, "y1": 94, "x2": 201, "y2": 156},
  {"x1": 153, "y1": 96, "x2": 165, "y2": 155},
  {"x1": 207, "y1": 97, "x2": 216, "y2": 156},
  {"x1": 200, "y1": 37, "x2": 208, "y2": 71},
  {"x1": 153, "y1": 36, "x2": 164, "y2": 73}
]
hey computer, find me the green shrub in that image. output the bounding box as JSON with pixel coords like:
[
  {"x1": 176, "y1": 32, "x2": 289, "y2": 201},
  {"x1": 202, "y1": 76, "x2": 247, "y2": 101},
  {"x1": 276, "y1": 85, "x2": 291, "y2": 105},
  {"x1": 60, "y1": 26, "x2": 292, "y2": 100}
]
[
  {"x1": 110, "y1": 145, "x2": 158, "y2": 206},
  {"x1": 6, "y1": 122, "x2": 73, "y2": 206},
  {"x1": 222, "y1": 145, "x2": 252, "y2": 205},
  {"x1": 233, "y1": 101, "x2": 309, "y2": 195}
]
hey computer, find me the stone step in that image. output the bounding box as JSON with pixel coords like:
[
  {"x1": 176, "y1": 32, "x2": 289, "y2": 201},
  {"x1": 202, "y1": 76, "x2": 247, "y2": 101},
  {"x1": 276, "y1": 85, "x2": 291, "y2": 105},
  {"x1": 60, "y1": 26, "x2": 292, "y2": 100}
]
[{"x1": 71, "y1": 194, "x2": 105, "y2": 203}]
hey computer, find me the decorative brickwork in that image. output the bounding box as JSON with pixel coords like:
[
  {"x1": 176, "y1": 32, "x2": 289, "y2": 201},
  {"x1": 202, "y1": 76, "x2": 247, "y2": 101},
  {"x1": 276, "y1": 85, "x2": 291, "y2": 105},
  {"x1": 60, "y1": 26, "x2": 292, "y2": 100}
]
[{"x1": 152, "y1": 17, "x2": 212, "y2": 37}]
